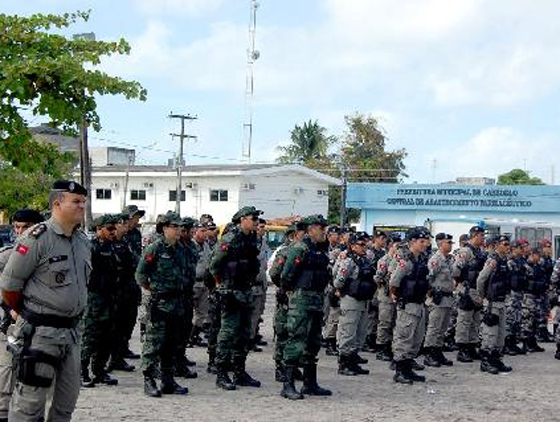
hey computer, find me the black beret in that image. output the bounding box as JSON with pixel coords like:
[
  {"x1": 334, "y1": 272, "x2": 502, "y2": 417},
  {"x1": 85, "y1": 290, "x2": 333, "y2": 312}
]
[
  {"x1": 469, "y1": 225, "x2": 485, "y2": 236},
  {"x1": 11, "y1": 209, "x2": 45, "y2": 224},
  {"x1": 435, "y1": 233, "x2": 453, "y2": 242},
  {"x1": 51, "y1": 180, "x2": 87, "y2": 196},
  {"x1": 373, "y1": 229, "x2": 387, "y2": 238},
  {"x1": 327, "y1": 225, "x2": 341, "y2": 234},
  {"x1": 389, "y1": 232, "x2": 403, "y2": 243},
  {"x1": 491, "y1": 234, "x2": 510, "y2": 244},
  {"x1": 406, "y1": 227, "x2": 432, "y2": 241},
  {"x1": 350, "y1": 231, "x2": 370, "y2": 244}
]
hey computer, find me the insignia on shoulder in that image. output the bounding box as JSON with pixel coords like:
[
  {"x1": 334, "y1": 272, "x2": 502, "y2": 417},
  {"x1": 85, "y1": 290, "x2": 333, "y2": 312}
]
[{"x1": 30, "y1": 223, "x2": 47, "y2": 239}]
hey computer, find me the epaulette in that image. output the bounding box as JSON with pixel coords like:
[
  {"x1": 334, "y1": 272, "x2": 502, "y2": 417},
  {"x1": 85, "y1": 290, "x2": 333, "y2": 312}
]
[{"x1": 29, "y1": 223, "x2": 47, "y2": 239}]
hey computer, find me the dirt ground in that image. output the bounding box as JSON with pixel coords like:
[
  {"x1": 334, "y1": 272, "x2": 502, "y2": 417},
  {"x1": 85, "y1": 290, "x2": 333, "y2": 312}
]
[{"x1": 73, "y1": 291, "x2": 560, "y2": 422}]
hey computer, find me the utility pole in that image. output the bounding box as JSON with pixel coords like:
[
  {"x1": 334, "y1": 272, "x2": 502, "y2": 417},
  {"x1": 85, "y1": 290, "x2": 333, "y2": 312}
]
[
  {"x1": 122, "y1": 153, "x2": 133, "y2": 209},
  {"x1": 340, "y1": 167, "x2": 347, "y2": 227},
  {"x1": 169, "y1": 113, "x2": 197, "y2": 214}
]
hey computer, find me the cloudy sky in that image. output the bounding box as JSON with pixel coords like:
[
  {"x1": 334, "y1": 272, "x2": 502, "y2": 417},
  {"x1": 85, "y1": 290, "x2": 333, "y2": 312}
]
[{"x1": 7, "y1": 0, "x2": 560, "y2": 183}]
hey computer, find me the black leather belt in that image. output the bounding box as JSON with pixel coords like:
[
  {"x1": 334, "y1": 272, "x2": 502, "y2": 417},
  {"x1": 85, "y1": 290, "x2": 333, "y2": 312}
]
[{"x1": 21, "y1": 308, "x2": 82, "y2": 329}]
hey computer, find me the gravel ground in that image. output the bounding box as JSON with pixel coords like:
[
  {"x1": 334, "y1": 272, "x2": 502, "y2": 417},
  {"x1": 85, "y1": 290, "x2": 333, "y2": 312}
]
[{"x1": 73, "y1": 291, "x2": 560, "y2": 422}]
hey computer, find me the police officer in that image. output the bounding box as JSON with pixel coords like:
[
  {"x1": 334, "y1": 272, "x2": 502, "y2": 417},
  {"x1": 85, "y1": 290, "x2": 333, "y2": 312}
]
[
  {"x1": 522, "y1": 248, "x2": 547, "y2": 353},
  {"x1": 0, "y1": 209, "x2": 44, "y2": 422},
  {"x1": 190, "y1": 221, "x2": 211, "y2": 347},
  {"x1": 137, "y1": 212, "x2": 189, "y2": 397},
  {"x1": 250, "y1": 218, "x2": 270, "y2": 352},
  {"x1": 323, "y1": 225, "x2": 343, "y2": 357},
  {"x1": 280, "y1": 215, "x2": 332, "y2": 400},
  {"x1": 81, "y1": 214, "x2": 120, "y2": 387},
  {"x1": 0, "y1": 180, "x2": 90, "y2": 421},
  {"x1": 452, "y1": 225, "x2": 486, "y2": 363},
  {"x1": 538, "y1": 239, "x2": 554, "y2": 343},
  {"x1": 210, "y1": 206, "x2": 262, "y2": 391},
  {"x1": 551, "y1": 256, "x2": 560, "y2": 359},
  {"x1": 374, "y1": 233, "x2": 401, "y2": 362},
  {"x1": 477, "y1": 235, "x2": 513, "y2": 374},
  {"x1": 334, "y1": 232, "x2": 376, "y2": 376},
  {"x1": 390, "y1": 227, "x2": 431, "y2": 384},
  {"x1": 364, "y1": 230, "x2": 387, "y2": 352},
  {"x1": 122, "y1": 204, "x2": 145, "y2": 258},
  {"x1": 424, "y1": 233, "x2": 455, "y2": 368},
  {"x1": 504, "y1": 240, "x2": 528, "y2": 355}
]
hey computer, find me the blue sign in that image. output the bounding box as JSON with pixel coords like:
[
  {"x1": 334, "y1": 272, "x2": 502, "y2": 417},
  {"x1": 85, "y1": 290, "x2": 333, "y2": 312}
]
[{"x1": 347, "y1": 183, "x2": 560, "y2": 213}]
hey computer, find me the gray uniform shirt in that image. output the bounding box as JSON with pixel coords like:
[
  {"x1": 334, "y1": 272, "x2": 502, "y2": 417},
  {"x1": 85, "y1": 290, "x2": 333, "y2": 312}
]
[
  {"x1": 0, "y1": 218, "x2": 90, "y2": 318},
  {"x1": 333, "y1": 251, "x2": 367, "y2": 311},
  {"x1": 427, "y1": 250, "x2": 455, "y2": 307},
  {"x1": 194, "y1": 240, "x2": 212, "y2": 280}
]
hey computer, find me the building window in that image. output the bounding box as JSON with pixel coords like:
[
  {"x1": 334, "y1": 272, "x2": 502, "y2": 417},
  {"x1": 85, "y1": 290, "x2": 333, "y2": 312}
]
[
  {"x1": 169, "y1": 190, "x2": 186, "y2": 202},
  {"x1": 130, "y1": 190, "x2": 146, "y2": 201},
  {"x1": 210, "y1": 189, "x2": 228, "y2": 202},
  {"x1": 96, "y1": 189, "x2": 112, "y2": 200}
]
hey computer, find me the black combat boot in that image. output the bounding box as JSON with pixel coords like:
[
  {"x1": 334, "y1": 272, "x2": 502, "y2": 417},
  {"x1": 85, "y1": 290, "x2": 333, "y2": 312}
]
[
  {"x1": 92, "y1": 371, "x2": 118, "y2": 386},
  {"x1": 275, "y1": 361, "x2": 287, "y2": 382},
  {"x1": 233, "y1": 364, "x2": 261, "y2": 388},
  {"x1": 255, "y1": 333, "x2": 268, "y2": 346},
  {"x1": 184, "y1": 355, "x2": 196, "y2": 366},
  {"x1": 280, "y1": 365, "x2": 304, "y2": 400},
  {"x1": 107, "y1": 357, "x2": 135, "y2": 372},
  {"x1": 393, "y1": 360, "x2": 413, "y2": 384},
  {"x1": 354, "y1": 353, "x2": 368, "y2": 364},
  {"x1": 189, "y1": 326, "x2": 208, "y2": 347},
  {"x1": 124, "y1": 345, "x2": 140, "y2": 359},
  {"x1": 479, "y1": 350, "x2": 499, "y2": 375},
  {"x1": 143, "y1": 371, "x2": 162, "y2": 398},
  {"x1": 456, "y1": 344, "x2": 473, "y2": 363},
  {"x1": 555, "y1": 344, "x2": 560, "y2": 360},
  {"x1": 404, "y1": 359, "x2": 425, "y2": 382},
  {"x1": 161, "y1": 369, "x2": 188, "y2": 395},
  {"x1": 175, "y1": 356, "x2": 198, "y2": 379},
  {"x1": 509, "y1": 336, "x2": 524, "y2": 355},
  {"x1": 423, "y1": 347, "x2": 441, "y2": 368},
  {"x1": 502, "y1": 335, "x2": 517, "y2": 356},
  {"x1": 376, "y1": 343, "x2": 393, "y2": 362},
  {"x1": 410, "y1": 359, "x2": 425, "y2": 371},
  {"x1": 468, "y1": 344, "x2": 481, "y2": 360},
  {"x1": 435, "y1": 348, "x2": 453, "y2": 366},
  {"x1": 294, "y1": 366, "x2": 304, "y2": 381},
  {"x1": 301, "y1": 364, "x2": 332, "y2": 396},
  {"x1": 207, "y1": 350, "x2": 218, "y2": 374},
  {"x1": 349, "y1": 353, "x2": 369, "y2": 375},
  {"x1": 338, "y1": 354, "x2": 358, "y2": 376},
  {"x1": 529, "y1": 336, "x2": 545, "y2": 352},
  {"x1": 538, "y1": 326, "x2": 554, "y2": 343},
  {"x1": 81, "y1": 361, "x2": 95, "y2": 388},
  {"x1": 215, "y1": 368, "x2": 236, "y2": 391},
  {"x1": 492, "y1": 350, "x2": 512, "y2": 373},
  {"x1": 363, "y1": 335, "x2": 378, "y2": 353},
  {"x1": 325, "y1": 338, "x2": 339, "y2": 356}
]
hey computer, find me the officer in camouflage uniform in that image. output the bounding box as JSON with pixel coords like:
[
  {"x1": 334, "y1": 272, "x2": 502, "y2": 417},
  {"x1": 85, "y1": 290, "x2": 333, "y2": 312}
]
[
  {"x1": 107, "y1": 214, "x2": 137, "y2": 373},
  {"x1": 375, "y1": 233, "x2": 401, "y2": 362},
  {"x1": 521, "y1": 248, "x2": 547, "y2": 353},
  {"x1": 423, "y1": 233, "x2": 455, "y2": 368},
  {"x1": 81, "y1": 214, "x2": 120, "y2": 388},
  {"x1": 477, "y1": 235, "x2": 513, "y2": 375},
  {"x1": 268, "y1": 222, "x2": 307, "y2": 382},
  {"x1": 503, "y1": 240, "x2": 528, "y2": 356},
  {"x1": 210, "y1": 207, "x2": 262, "y2": 391},
  {"x1": 0, "y1": 180, "x2": 90, "y2": 421},
  {"x1": 190, "y1": 221, "x2": 211, "y2": 347},
  {"x1": 280, "y1": 215, "x2": 332, "y2": 400},
  {"x1": 0, "y1": 209, "x2": 44, "y2": 422},
  {"x1": 137, "y1": 212, "x2": 189, "y2": 397},
  {"x1": 123, "y1": 205, "x2": 145, "y2": 257},
  {"x1": 334, "y1": 232, "x2": 376, "y2": 376},
  {"x1": 364, "y1": 230, "x2": 387, "y2": 352},
  {"x1": 323, "y1": 226, "x2": 342, "y2": 356},
  {"x1": 249, "y1": 218, "x2": 270, "y2": 352},
  {"x1": 452, "y1": 225, "x2": 486, "y2": 363},
  {"x1": 390, "y1": 227, "x2": 431, "y2": 384}
]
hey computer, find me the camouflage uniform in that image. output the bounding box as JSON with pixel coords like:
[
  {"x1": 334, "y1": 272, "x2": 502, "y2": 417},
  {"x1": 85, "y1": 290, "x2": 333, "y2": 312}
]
[
  {"x1": 522, "y1": 259, "x2": 548, "y2": 349},
  {"x1": 192, "y1": 239, "x2": 212, "y2": 335},
  {"x1": 424, "y1": 249, "x2": 455, "y2": 366},
  {"x1": 365, "y1": 247, "x2": 386, "y2": 348},
  {"x1": 504, "y1": 255, "x2": 528, "y2": 353},
  {"x1": 374, "y1": 252, "x2": 397, "y2": 361},
  {"x1": 210, "y1": 222, "x2": 260, "y2": 388},
  {"x1": 322, "y1": 244, "x2": 343, "y2": 353},
  {"x1": 137, "y1": 227, "x2": 189, "y2": 395},
  {"x1": 250, "y1": 236, "x2": 270, "y2": 344}
]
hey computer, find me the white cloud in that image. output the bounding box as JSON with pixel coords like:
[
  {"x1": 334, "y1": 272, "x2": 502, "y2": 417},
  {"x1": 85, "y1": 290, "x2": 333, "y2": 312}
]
[
  {"x1": 422, "y1": 127, "x2": 559, "y2": 183},
  {"x1": 133, "y1": 0, "x2": 225, "y2": 17}
]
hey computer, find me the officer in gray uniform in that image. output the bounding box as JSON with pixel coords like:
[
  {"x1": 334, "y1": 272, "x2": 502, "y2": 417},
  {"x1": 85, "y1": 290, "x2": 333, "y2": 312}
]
[
  {"x1": 424, "y1": 233, "x2": 455, "y2": 367},
  {"x1": 452, "y1": 225, "x2": 486, "y2": 363},
  {"x1": 190, "y1": 221, "x2": 211, "y2": 346},
  {"x1": 250, "y1": 218, "x2": 270, "y2": 351},
  {"x1": 0, "y1": 180, "x2": 90, "y2": 422},
  {"x1": 364, "y1": 230, "x2": 386, "y2": 352},
  {"x1": 333, "y1": 232, "x2": 376, "y2": 376},
  {"x1": 477, "y1": 235, "x2": 513, "y2": 375},
  {"x1": 390, "y1": 227, "x2": 431, "y2": 384},
  {"x1": 0, "y1": 209, "x2": 45, "y2": 422}
]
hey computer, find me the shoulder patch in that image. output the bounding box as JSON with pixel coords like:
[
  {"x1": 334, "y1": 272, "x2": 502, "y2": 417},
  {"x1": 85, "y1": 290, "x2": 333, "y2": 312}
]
[
  {"x1": 16, "y1": 244, "x2": 30, "y2": 255},
  {"x1": 30, "y1": 223, "x2": 47, "y2": 239},
  {"x1": 398, "y1": 260, "x2": 406, "y2": 269},
  {"x1": 220, "y1": 243, "x2": 229, "y2": 252}
]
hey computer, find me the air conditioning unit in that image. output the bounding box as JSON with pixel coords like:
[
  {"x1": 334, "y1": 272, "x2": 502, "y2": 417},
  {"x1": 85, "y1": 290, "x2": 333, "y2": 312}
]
[
  {"x1": 143, "y1": 182, "x2": 154, "y2": 188},
  {"x1": 241, "y1": 183, "x2": 256, "y2": 190},
  {"x1": 185, "y1": 182, "x2": 198, "y2": 189},
  {"x1": 317, "y1": 190, "x2": 329, "y2": 197},
  {"x1": 294, "y1": 187, "x2": 304, "y2": 195},
  {"x1": 109, "y1": 182, "x2": 119, "y2": 189}
]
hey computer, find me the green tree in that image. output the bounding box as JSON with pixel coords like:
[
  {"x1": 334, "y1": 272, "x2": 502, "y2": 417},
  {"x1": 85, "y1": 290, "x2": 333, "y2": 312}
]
[
  {"x1": 497, "y1": 169, "x2": 545, "y2": 185},
  {"x1": 276, "y1": 120, "x2": 335, "y2": 166},
  {"x1": 0, "y1": 10, "x2": 147, "y2": 172}
]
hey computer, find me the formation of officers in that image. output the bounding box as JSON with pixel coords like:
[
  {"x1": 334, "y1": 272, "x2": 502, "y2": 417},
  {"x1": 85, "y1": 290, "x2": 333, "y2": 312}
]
[{"x1": 1, "y1": 180, "x2": 560, "y2": 419}]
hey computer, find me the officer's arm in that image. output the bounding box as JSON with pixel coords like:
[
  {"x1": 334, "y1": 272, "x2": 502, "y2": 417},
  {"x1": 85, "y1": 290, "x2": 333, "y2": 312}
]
[
  {"x1": 389, "y1": 259, "x2": 408, "y2": 301},
  {"x1": 374, "y1": 258, "x2": 388, "y2": 284},
  {"x1": 476, "y1": 258, "x2": 496, "y2": 298},
  {"x1": 332, "y1": 256, "x2": 352, "y2": 290},
  {"x1": 209, "y1": 234, "x2": 234, "y2": 284},
  {"x1": 451, "y1": 248, "x2": 469, "y2": 281},
  {"x1": 135, "y1": 244, "x2": 156, "y2": 290},
  {"x1": 0, "y1": 235, "x2": 42, "y2": 313},
  {"x1": 280, "y1": 245, "x2": 305, "y2": 291},
  {"x1": 427, "y1": 255, "x2": 439, "y2": 286}
]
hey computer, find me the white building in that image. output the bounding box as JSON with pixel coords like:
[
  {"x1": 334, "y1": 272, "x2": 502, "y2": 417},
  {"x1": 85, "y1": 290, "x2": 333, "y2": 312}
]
[
  {"x1": 90, "y1": 147, "x2": 135, "y2": 167},
  {"x1": 91, "y1": 164, "x2": 340, "y2": 224}
]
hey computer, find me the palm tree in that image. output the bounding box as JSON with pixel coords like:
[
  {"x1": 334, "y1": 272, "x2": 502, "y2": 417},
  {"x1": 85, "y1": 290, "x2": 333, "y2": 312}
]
[{"x1": 276, "y1": 120, "x2": 334, "y2": 164}]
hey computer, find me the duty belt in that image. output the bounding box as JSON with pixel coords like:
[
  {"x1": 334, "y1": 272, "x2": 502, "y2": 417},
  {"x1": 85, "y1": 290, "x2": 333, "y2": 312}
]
[{"x1": 21, "y1": 308, "x2": 82, "y2": 329}]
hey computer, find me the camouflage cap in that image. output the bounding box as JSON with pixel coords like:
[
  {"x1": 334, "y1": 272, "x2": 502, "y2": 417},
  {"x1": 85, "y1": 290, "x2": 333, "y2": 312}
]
[
  {"x1": 122, "y1": 204, "x2": 145, "y2": 218},
  {"x1": 161, "y1": 211, "x2": 183, "y2": 226},
  {"x1": 91, "y1": 214, "x2": 119, "y2": 230},
  {"x1": 302, "y1": 214, "x2": 328, "y2": 227},
  {"x1": 285, "y1": 224, "x2": 297, "y2": 235},
  {"x1": 181, "y1": 217, "x2": 196, "y2": 229},
  {"x1": 231, "y1": 206, "x2": 263, "y2": 224}
]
